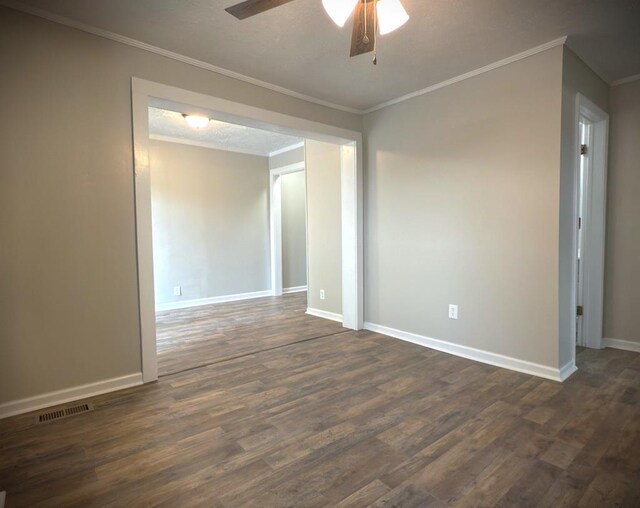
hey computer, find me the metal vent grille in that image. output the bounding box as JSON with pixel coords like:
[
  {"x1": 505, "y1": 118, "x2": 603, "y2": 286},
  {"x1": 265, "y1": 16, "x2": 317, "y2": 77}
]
[{"x1": 37, "y1": 403, "x2": 93, "y2": 424}]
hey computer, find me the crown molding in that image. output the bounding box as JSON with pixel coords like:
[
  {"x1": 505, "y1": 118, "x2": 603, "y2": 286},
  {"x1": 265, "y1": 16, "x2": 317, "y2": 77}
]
[
  {"x1": 1, "y1": 0, "x2": 363, "y2": 115},
  {"x1": 4, "y1": 1, "x2": 573, "y2": 117},
  {"x1": 611, "y1": 73, "x2": 640, "y2": 87},
  {"x1": 268, "y1": 141, "x2": 305, "y2": 157},
  {"x1": 363, "y1": 36, "x2": 568, "y2": 114}
]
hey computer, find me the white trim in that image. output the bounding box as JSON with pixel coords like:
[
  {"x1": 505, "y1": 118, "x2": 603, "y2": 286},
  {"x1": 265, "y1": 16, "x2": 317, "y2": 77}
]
[
  {"x1": 572, "y1": 94, "x2": 609, "y2": 351},
  {"x1": 573, "y1": 119, "x2": 590, "y2": 349},
  {"x1": 132, "y1": 81, "x2": 158, "y2": 384},
  {"x1": 270, "y1": 171, "x2": 284, "y2": 297},
  {"x1": 1, "y1": 2, "x2": 571, "y2": 116},
  {"x1": 363, "y1": 37, "x2": 568, "y2": 113},
  {"x1": 132, "y1": 78, "x2": 364, "y2": 384},
  {"x1": 364, "y1": 322, "x2": 573, "y2": 382},
  {"x1": 340, "y1": 142, "x2": 362, "y2": 329},
  {"x1": 283, "y1": 285, "x2": 307, "y2": 294},
  {"x1": 559, "y1": 361, "x2": 578, "y2": 382},
  {"x1": 269, "y1": 141, "x2": 305, "y2": 158},
  {"x1": 611, "y1": 73, "x2": 640, "y2": 87},
  {"x1": 1, "y1": 0, "x2": 362, "y2": 115},
  {"x1": 0, "y1": 491, "x2": 5, "y2": 508},
  {"x1": 306, "y1": 308, "x2": 343, "y2": 323},
  {"x1": 0, "y1": 373, "x2": 143, "y2": 420},
  {"x1": 269, "y1": 162, "x2": 305, "y2": 297},
  {"x1": 149, "y1": 134, "x2": 270, "y2": 157},
  {"x1": 603, "y1": 338, "x2": 640, "y2": 353},
  {"x1": 156, "y1": 290, "x2": 274, "y2": 311},
  {"x1": 270, "y1": 161, "x2": 305, "y2": 176}
]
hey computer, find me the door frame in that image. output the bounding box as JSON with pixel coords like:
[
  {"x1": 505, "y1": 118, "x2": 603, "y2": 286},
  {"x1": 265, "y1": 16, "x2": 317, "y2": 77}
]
[
  {"x1": 131, "y1": 78, "x2": 364, "y2": 383},
  {"x1": 571, "y1": 93, "x2": 609, "y2": 351},
  {"x1": 270, "y1": 161, "x2": 306, "y2": 297}
]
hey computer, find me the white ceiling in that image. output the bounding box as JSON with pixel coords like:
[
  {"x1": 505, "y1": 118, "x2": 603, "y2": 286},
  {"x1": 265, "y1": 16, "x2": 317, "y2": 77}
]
[
  {"x1": 148, "y1": 107, "x2": 303, "y2": 157},
  {"x1": 9, "y1": 0, "x2": 640, "y2": 111}
]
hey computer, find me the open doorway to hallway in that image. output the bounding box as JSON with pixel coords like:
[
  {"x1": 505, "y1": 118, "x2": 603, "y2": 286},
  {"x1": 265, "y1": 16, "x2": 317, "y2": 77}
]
[{"x1": 147, "y1": 105, "x2": 347, "y2": 376}]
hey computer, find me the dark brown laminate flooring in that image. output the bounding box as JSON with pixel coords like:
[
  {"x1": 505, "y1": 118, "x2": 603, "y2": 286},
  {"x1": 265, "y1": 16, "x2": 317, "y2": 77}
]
[
  {"x1": 156, "y1": 292, "x2": 345, "y2": 376},
  {"x1": 1, "y1": 304, "x2": 639, "y2": 506}
]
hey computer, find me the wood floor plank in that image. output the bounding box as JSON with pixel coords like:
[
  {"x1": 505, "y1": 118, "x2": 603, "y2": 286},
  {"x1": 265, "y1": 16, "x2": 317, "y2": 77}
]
[
  {"x1": 0, "y1": 294, "x2": 639, "y2": 506},
  {"x1": 156, "y1": 292, "x2": 345, "y2": 376}
]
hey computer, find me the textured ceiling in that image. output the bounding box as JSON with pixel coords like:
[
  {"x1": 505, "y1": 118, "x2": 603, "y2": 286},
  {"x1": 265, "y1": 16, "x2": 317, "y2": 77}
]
[
  {"x1": 148, "y1": 107, "x2": 303, "y2": 157},
  {"x1": 8, "y1": 0, "x2": 640, "y2": 111}
]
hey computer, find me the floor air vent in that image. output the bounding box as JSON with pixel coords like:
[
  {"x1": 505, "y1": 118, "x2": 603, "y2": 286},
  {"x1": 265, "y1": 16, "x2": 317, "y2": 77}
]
[{"x1": 37, "y1": 403, "x2": 94, "y2": 424}]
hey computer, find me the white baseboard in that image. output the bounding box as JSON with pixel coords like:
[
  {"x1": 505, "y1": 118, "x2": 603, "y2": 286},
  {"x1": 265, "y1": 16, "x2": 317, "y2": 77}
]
[
  {"x1": 603, "y1": 337, "x2": 640, "y2": 353},
  {"x1": 156, "y1": 289, "x2": 273, "y2": 311},
  {"x1": 364, "y1": 322, "x2": 570, "y2": 382},
  {"x1": 0, "y1": 373, "x2": 143, "y2": 420},
  {"x1": 283, "y1": 285, "x2": 308, "y2": 294},
  {"x1": 306, "y1": 307, "x2": 343, "y2": 323},
  {"x1": 559, "y1": 361, "x2": 578, "y2": 381}
]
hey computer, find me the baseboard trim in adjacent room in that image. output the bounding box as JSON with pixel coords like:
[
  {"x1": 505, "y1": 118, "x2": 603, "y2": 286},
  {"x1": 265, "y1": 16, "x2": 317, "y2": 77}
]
[
  {"x1": 156, "y1": 290, "x2": 274, "y2": 311},
  {"x1": 283, "y1": 285, "x2": 308, "y2": 294},
  {"x1": 0, "y1": 373, "x2": 143, "y2": 420},
  {"x1": 306, "y1": 308, "x2": 343, "y2": 323},
  {"x1": 603, "y1": 338, "x2": 640, "y2": 353},
  {"x1": 364, "y1": 322, "x2": 568, "y2": 382}
]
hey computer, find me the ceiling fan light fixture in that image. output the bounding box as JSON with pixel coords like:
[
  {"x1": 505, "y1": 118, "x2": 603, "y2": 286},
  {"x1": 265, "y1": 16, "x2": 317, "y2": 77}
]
[
  {"x1": 376, "y1": 0, "x2": 409, "y2": 35},
  {"x1": 322, "y1": 0, "x2": 359, "y2": 27},
  {"x1": 182, "y1": 114, "x2": 210, "y2": 129}
]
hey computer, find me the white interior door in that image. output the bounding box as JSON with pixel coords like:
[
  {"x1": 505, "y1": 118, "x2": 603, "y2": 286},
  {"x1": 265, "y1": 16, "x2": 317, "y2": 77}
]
[{"x1": 575, "y1": 119, "x2": 590, "y2": 347}]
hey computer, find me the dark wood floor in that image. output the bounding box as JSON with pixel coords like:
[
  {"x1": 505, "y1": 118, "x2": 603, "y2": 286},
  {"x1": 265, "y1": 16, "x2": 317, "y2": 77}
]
[
  {"x1": 156, "y1": 292, "x2": 345, "y2": 376},
  {"x1": 1, "y1": 298, "x2": 639, "y2": 507}
]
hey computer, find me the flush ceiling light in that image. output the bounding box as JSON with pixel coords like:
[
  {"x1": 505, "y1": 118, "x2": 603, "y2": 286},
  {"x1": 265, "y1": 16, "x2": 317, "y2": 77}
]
[{"x1": 182, "y1": 114, "x2": 210, "y2": 129}]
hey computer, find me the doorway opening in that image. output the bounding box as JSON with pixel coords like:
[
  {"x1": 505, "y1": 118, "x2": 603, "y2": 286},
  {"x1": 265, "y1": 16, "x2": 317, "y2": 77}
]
[
  {"x1": 132, "y1": 79, "x2": 363, "y2": 382},
  {"x1": 269, "y1": 158, "x2": 306, "y2": 298},
  {"x1": 572, "y1": 94, "x2": 609, "y2": 353}
]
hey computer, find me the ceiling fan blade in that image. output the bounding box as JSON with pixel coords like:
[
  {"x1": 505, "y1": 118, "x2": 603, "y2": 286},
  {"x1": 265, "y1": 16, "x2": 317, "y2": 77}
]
[
  {"x1": 350, "y1": 0, "x2": 376, "y2": 57},
  {"x1": 225, "y1": 0, "x2": 296, "y2": 20}
]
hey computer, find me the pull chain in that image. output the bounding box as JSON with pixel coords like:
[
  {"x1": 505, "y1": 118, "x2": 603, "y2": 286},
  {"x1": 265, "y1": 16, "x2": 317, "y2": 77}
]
[
  {"x1": 373, "y1": 0, "x2": 377, "y2": 64},
  {"x1": 363, "y1": 0, "x2": 369, "y2": 45}
]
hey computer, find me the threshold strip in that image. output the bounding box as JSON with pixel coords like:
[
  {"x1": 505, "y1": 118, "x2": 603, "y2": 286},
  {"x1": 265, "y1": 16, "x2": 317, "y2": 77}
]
[{"x1": 159, "y1": 329, "x2": 352, "y2": 378}]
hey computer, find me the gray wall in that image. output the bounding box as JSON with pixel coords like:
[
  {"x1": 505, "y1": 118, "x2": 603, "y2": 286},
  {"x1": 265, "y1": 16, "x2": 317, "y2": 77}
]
[
  {"x1": 0, "y1": 6, "x2": 361, "y2": 405},
  {"x1": 306, "y1": 140, "x2": 343, "y2": 315},
  {"x1": 150, "y1": 141, "x2": 270, "y2": 305},
  {"x1": 4, "y1": 1, "x2": 636, "y2": 409},
  {"x1": 281, "y1": 171, "x2": 308, "y2": 289},
  {"x1": 363, "y1": 47, "x2": 564, "y2": 369},
  {"x1": 558, "y1": 47, "x2": 610, "y2": 366},
  {"x1": 605, "y1": 78, "x2": 640, "y2": 344}
]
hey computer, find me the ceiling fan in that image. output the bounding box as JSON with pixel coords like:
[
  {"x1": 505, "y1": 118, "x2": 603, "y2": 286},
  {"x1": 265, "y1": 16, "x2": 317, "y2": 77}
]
[{"x1": 225, "y1": 0, "x2": 410, "y2": 64}]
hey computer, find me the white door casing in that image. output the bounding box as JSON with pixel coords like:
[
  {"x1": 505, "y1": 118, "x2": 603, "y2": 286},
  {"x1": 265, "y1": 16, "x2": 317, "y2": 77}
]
[{"x1": 131, "y1": 78, "x2": 364, "y2": 383}]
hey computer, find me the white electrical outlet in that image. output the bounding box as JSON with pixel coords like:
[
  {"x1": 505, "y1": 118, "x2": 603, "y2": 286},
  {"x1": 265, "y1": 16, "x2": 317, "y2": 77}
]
[
  {"x1": 449, "y1": 304, "x2": 458, "y2": 320},
  {"x1": 320, "y1": 289, "x2": 326, "y2": 300},
  {"x1": 173, "y1": 286, "x2": 182, "y2": 296}
]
